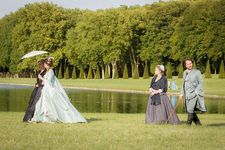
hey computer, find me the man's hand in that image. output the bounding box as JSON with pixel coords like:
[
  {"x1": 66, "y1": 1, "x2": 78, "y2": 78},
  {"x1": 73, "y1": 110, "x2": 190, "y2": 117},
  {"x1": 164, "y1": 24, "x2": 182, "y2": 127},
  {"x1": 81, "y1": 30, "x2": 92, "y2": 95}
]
[{"x1": 179, "y1": 95, "x2": 183, "y2": 100}]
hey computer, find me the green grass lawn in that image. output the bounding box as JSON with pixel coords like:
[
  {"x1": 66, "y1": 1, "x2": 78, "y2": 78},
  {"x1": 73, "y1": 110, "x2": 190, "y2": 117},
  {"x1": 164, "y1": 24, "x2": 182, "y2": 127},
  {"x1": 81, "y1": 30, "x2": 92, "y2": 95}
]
[
  {"x1": 0, "y1": 112, "x2": 225, "y2": 150},
  {"x1": 0, "y1": 75, "x2": 225, "y2": 97}
]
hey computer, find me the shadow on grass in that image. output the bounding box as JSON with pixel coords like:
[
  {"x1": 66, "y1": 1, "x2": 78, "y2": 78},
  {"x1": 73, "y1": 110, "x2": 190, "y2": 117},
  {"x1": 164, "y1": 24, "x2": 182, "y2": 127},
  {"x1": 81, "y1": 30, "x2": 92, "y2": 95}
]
[
  {"x1": 86, "y1": 118, "x2": 102, "y2": 123},
  {"x1": 178, "y1": 121, "x2": 187, "y2": 124},
  {"x1": 178, "y1": 121, "x2": 225, "y2": 127},
  {"x1": 207, "y1": 123, "x2": 225, "y2": 127}
]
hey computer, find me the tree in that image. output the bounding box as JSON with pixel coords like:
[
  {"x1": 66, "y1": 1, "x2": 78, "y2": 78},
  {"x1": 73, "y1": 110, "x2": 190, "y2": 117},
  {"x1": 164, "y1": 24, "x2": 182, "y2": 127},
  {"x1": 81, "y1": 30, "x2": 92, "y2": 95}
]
[
  {"x1": 79, "y1": 67, "x2": 85, "y2": 79},
  {"x1": 72, "y1": 66, "x2": 77, "y2": 79},
  {"x1": 123, "y1": 64, "x2": 129, "y2": 79},
  {"x1": 104, "y1": 65, "x2": 110, "y2": 79},
  {"x1": 178, "y1": 62, "x2": 183, "y2": 78},
  {"x1": 113, "y1": 64, "x2": 119, "y2": 79},
  {"x1": 58, "y1": 64, "x2": 63, "y2": 79},
  {"x1": 0, "y1": 14, "x2": 18, "y2": 71},
  {"x1": 64, "y1": 67, "x2": 70, "y2": 79},
  {"x1": 142, "y1": 62, "x2": 149, "y2": 79},
  {"x1": 218, "y1": 60, "x2": 225, "y2": 79},
  {"x1": 132, "y1": 64, "x2": 139, "y2": 79},
  {"x1": 9, "y1": 2, "x2": 71, "y2": 73},
  {"x1": 1, "y1": 0, "x2": 225, "y2": 76},
  {"x1": 94, "y1": 65, "x2": 101, "y2": 79},
  {"x1": 87, "y1": 66, "x2": 93, "y2": 79},
  {"x1": 166, "y1": 63, "x2": 172, "y2": 79},
  {"x1": 193, "y1": 61, "x2": 197, "y2": 69},
  {"x1": 204, "y1": 60, "x2": 212, "y2": 78}
]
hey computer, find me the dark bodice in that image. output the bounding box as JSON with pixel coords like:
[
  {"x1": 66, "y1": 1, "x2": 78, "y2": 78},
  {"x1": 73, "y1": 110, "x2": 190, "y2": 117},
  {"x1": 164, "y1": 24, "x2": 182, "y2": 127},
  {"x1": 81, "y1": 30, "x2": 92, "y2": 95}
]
[
  {"x1": 150, "y1": 75, "x2": 168, "y2": 106},
  {"x1": 36, "y1": 69, "x2": 46, "y2": 87},
  {"x1": 150, "y1": 75, "x2": 168, "y2": 92}
]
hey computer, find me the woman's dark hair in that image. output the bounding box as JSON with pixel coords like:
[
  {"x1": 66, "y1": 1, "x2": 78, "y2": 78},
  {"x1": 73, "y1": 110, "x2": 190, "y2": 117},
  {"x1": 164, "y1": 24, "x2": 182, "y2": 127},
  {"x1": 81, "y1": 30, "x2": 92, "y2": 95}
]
[
  {"x1": 44, "y1": 57, "x2": 54, "y2": 67},
  {"x1": 37, "y1": 59, "x2": 45, "y2": 70},
  {"x1": 38, "y1": 59, "x2": 45, "y2": 66}
]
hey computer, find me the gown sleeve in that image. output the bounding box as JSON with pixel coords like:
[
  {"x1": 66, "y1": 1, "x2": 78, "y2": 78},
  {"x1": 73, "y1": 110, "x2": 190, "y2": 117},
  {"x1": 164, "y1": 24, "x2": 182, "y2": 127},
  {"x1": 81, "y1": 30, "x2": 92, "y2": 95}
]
[
  {"x1": 150, "y1": 76, "x2": 156, "y2": 88},
  {"x1": 43, "y1": 69, "x2": 55, "y2": 87},
  {"x1": 161, "y1": 77, "x2": 168, "y2": 92}
]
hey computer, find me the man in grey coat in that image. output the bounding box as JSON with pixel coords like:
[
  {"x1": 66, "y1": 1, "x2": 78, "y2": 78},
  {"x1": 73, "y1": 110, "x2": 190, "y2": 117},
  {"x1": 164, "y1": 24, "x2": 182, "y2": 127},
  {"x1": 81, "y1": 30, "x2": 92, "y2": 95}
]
[{"x1": 180, "y1": 58, "x2": 206, "y2": 125}]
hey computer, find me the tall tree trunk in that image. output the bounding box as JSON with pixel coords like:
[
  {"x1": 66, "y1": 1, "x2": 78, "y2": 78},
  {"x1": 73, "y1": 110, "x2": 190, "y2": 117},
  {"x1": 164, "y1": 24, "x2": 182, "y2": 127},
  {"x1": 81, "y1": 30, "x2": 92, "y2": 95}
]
[
  {"x1": 101, "y1": 64, "x2": 105, "y2": 79},
  {"x1": 130, "y1": 46, "x2": 138, "y2": 77},
  {"x1": 108, "y1": 64, "x2": 111, "y2": 78},
  {"x1": 112, "y1": 61, "x2": 116, "y2": 79}
]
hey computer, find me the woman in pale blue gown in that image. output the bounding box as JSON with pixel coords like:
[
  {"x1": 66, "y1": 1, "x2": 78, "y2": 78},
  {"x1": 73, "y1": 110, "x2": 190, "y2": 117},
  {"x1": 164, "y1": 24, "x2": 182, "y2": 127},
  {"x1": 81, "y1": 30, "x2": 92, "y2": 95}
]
[{"x1": 32, "y1": 57, "x2": 87, "y2": 123}]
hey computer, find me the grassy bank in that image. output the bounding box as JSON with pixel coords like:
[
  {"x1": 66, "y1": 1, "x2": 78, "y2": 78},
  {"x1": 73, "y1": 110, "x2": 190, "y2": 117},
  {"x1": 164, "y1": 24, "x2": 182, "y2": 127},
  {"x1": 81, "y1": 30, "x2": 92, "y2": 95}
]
[
  {"x1": 0, "y1": 112, "x2": 225, "y2": 150},
  {"x1": 0, "y1": 76, "x2": 225, "y2": 97}
]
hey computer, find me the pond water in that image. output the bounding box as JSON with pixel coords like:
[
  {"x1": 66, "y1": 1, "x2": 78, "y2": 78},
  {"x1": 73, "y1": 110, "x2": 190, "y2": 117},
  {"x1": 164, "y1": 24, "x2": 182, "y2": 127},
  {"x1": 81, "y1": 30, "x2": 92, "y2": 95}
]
[{"x1": 0, "y1": 84, "x2": 225, "y2": 114}]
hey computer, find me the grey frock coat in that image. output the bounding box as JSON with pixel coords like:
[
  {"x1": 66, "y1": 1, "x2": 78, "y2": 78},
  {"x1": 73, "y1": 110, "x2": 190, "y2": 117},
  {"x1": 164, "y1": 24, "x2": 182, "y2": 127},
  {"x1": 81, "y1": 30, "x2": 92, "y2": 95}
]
[{"x1": 181, "y1": 69, "x2": 207, "y2": 113}]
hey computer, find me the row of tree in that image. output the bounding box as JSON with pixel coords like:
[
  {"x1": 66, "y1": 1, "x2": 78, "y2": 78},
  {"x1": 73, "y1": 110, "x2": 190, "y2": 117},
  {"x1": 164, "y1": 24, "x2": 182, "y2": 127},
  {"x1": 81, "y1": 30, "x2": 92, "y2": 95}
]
[{"x1": 0, "y1": 0, "x2": 225, "y2": 79}]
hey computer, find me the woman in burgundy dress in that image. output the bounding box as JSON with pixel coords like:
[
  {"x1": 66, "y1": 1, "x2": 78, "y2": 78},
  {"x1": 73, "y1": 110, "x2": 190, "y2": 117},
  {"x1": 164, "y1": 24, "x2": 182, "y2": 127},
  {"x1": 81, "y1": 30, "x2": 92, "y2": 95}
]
[{"x1": 23, "y1": 59, "x2": 46, "y2": 122}]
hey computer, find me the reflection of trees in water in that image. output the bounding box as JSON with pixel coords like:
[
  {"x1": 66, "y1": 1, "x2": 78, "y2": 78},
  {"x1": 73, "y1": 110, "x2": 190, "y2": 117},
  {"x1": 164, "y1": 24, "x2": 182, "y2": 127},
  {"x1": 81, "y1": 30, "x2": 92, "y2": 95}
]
[
  {"x1": 115, "y1": 93, "x2": 123, "y2": 113},
  {"x1": 126, "y1": 94, "x2": 134, "y2": 113},
  {"x1": 95, "y1": 91, "x2": 102, "y2": 113},
  {"x1": 102, "y1": 92, "x2": 111, "y2": 113},
  {"x1": 2, "y1": 87, "x2": 225, "y2": 114},
  {"x1": 5, "y1": 88, "x2": 31, "y2": 112},
  {"x1": 137, "y1": 95, "x2": 147, "y2": 113},
  {"x1": 0, "y1": 90, "x2": 10, "y2": 111},
  {"x1": 108, "y1": 92, "x2": 113, "y2": 112},
  {"x1": 96, "y1": 92, "x2": 111, "y2": 113},
  {"x1": 14, "y1": 88, "x2": 30, "y2": 111}
]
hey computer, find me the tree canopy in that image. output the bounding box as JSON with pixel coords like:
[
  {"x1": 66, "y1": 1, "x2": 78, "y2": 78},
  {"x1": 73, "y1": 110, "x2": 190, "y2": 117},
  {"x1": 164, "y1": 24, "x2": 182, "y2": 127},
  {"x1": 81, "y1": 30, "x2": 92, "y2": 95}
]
[{"x1": 0, "y1": 0, "x2": 224, "y2": 78}]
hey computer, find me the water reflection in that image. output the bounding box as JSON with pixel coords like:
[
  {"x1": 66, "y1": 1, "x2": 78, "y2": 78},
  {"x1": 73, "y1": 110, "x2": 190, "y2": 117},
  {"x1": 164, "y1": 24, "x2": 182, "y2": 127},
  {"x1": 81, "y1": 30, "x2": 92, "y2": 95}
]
[{"x1": 0, "y1": 84, "x2": 225, "y2": 114}]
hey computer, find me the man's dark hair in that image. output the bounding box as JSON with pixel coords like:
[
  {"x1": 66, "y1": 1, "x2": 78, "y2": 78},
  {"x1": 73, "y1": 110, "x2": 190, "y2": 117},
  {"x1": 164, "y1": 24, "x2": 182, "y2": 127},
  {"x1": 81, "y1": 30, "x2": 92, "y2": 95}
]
[{"x1": 184, "y1": 58, "x2": 193, "y2": 64}]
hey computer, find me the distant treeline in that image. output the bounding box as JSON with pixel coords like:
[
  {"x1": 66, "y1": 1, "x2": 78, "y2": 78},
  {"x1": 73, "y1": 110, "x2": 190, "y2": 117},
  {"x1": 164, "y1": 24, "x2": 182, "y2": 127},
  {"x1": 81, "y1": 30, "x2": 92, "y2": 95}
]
[{"x1": 0, "y1": 0, "x2": 225, "y2": 79}]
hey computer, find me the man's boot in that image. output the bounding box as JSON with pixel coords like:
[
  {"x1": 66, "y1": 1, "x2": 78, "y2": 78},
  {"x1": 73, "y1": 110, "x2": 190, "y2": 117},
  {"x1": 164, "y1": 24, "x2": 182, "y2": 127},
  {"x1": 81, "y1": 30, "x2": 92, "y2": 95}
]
[
  {"x1": 193, "y1": 113, "x2": 202, "y2": 126},
  {"x1": 186, "y1": 113, "x2": 194, "y2": 125}
]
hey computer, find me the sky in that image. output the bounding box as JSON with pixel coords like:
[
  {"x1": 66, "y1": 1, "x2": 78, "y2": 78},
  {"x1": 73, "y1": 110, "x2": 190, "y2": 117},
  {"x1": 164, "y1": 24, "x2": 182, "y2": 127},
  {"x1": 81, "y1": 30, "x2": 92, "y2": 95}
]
[{"x1": 0, "y1": 0, "x2": 164, "y2": 18}]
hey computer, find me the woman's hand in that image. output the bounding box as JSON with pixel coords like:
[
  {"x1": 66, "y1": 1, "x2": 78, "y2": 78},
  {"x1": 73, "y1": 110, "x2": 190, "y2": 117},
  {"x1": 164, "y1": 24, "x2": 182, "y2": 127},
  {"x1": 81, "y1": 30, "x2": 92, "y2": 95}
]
[
  {"x1": 151, "y1": 89, "x2": 157, "y2": 95},
  {"x1": 158, "y1": 89, "x2": 163, "y2": 93},
  {"x1": 149, "y1": 88, "x2": 154, "y2": 95},
  {"x1": 149, "y1": 88, "x2": 153, "y2": 93},
  {"x1": 151, "y1": 89, "x2": 162, "y2": 95},
  {"x1": 179, "y1": 94, "x2": 183, "y2": 100},
  {"x1": 38, "y1": 74, "x2": 43, "y2": 80}
]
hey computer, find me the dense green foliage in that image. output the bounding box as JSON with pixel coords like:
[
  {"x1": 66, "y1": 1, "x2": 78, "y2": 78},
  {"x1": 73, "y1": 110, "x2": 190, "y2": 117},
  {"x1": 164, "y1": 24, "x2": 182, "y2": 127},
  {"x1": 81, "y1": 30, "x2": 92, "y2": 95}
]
[{"x1": 0, "y1": 0, "x2": 225, "y2": 79}]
